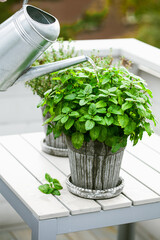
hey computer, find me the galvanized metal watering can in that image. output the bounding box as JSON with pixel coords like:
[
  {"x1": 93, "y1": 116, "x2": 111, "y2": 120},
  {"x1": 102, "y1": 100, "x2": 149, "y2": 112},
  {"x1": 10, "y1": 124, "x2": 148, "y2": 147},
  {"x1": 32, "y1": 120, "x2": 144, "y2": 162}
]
[{"x1": 0, "y1": 0, "x2": 89, "y2": 91}]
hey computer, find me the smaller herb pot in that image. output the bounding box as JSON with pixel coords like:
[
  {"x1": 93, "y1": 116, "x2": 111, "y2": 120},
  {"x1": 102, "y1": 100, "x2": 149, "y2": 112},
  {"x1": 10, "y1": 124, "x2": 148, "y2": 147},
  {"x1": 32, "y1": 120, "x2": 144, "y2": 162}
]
[{"x1": 41, "y1": 106, "x2": 68, "y2": 157}]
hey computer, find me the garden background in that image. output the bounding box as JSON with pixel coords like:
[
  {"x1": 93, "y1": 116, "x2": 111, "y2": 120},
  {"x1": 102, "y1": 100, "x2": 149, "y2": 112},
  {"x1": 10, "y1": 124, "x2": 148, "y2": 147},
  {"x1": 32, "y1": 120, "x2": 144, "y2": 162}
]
[{"x1": 0, "y1": 0, "x2": 159, "y2": 48}]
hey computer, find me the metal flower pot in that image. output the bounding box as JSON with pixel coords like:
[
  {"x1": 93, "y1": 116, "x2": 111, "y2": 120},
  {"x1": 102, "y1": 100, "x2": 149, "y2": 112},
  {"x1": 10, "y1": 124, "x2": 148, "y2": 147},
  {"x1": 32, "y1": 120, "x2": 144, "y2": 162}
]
[
  {"x1": 66, "y1": 137, "x2": 124, "y2": 199},
  {"x1": 41, "y1": 106, "x2": 68, "y2": 157}
]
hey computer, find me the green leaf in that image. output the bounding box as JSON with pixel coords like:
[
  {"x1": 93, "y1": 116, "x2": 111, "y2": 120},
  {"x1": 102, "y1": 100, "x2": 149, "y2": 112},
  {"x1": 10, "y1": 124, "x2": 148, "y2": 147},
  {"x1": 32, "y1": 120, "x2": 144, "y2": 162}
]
[
  {"x1": 37, "y1": 98, "x2": 45, "y2": 108},
  {"x1": 42, "y1": 106, "x2": 50, "y2": 117},
  {"x1": 53, "y1": 114, "x2": 63, "y2": 122},
  {"x1": 54, "y1": 94, "x2": 63, "y2": 104},
  {"x1": 97, "y1": 108, "x2": 107, "y2": 113},
  {"x1": 38, "y1": 184, "x2": 52, "y2": 194},
  {"x1": 44, "y1": 89, "x2": 52, "y2": 97},
  {"x1": 124, "y1": 121, "x2": 136, "y2": 135},
  {"x1": 90, "y1": 126, "x2": 101, "y2": 141},
  {"x1": 75, "y1": 121, "x2": 86, "y2": 133},
  {"x1": 97, "y1": 126, "x2": 107, "y2": 142},
  {"x1": 46, "y1": 125, "x2": 53, "y2": 136},
  {"x1": 62, "y1": 107, "x2": 71, "y2": 114},
  {"x1": 52, "y1": 189, "x2": 61, "y2": 196},
  {"x1": 71, "y1": 132, "x2": 84, "y2": 149},
  {"x1": 64, "y1": 93, "x2": 76, "y2": 100},
  {"x1": 84, "y1": 84, "x2": 92, "y2": 95},
  {"x1": 122, "y1": 102, "x2": 133, "y2": 111},
  {"x1": 111, "y1": 143, "x2": 122, "y2": 153},
  {"x1": 109, "y1": 98, "x2": 118, "y2": 104},
  {"x1": 42, "y1": 115, "x2": 55, "y2": 125},
  {"x1": 52, "y1": 179, "x2": 60, "y2": 184},
  {"x1": 61, "y1": 115, "x2": 69, "y2": 124},
  {"x1": 102, "y1": 78, "x2": 110, "y2": 85},
  {"x1": 88, "y1": 103, "x2": 97, "y2": 115},
  {"x1": 65, "y1": 118, "x2": 74, "y2": 130},
  {"x1": 105, "y1": 116, "x2": 114, "y2": 126},
  {"x1": 79, "y1": 116, "x2": 86, "y2": 122},
  {"x1": 144, "y1": 122, "x2": 153, "y2": 136},
  {"x1": 108, "y1": 105, "x2": 123, "y2": 115},
  {"x1": 69, "y1": 111, "x2": 80, "y2": 118},
  {"x1": 96, "y1": 100, "x2": 107, "y2": 108},
  {"x1": 118, "y1": 114, "x2": 129, "y2": 128},
  {"x1": 45, "y1": 173, "x2": 53, "y2": 183},
  {"x1": 54, "y1": 183, "x2": 63, "y2": 190},
  {"x1": 77, "y1": 72, "x2": 89, "y2": 78},
  {"x1": 108, "y1": 87, "x2": 117, "y2": 92},
  {"x1": 79, "y1": 99, "x2": 88, "y2": 106},
  {"x1": 93, "y1": 116, "x2": 103, "y2": 122},
  {"x1": 98, "y1": 118, "x2": 106, "y2": 125},
  {"x1": 85, "y1": 120, "x2": 95, "y2": 131}
]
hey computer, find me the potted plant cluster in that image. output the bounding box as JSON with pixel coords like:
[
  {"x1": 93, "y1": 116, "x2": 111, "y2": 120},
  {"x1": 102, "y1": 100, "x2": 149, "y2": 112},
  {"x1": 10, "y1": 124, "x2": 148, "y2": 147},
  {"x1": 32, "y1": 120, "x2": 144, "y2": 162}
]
[
  {"x1": 25, "y1": 39, "x2": 79, "y2": 157},
  {"x1": 39, "y1": 56, "x2": 156, "y2": 199}
]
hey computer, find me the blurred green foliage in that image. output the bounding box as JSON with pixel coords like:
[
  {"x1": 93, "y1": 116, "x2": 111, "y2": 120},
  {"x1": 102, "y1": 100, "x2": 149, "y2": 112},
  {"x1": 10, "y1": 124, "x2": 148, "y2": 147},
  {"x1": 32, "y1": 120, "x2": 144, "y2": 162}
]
[
  {"x1": 121, "y1": 0, "x2": 160, "y2": 48},
  {"x1": 0, "y1": 0, "x2": 159, "y2": 48},
  {"x1": 60, "y1": 5, "x2": 108, "y2": 39},
  {"x1": 0, "y1": 0, "x2": 19, "y2": 23}
]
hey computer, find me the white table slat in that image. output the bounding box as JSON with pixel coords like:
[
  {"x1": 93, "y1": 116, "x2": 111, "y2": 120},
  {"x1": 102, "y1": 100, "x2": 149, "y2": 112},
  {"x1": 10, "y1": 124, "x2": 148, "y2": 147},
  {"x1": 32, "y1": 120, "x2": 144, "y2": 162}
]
[
  {"x1": 0, "y1": 135, "x2": 101, "y2": 215},
  {"x1": 122, "y1": 151, "x2": 160, "y2": 195},
  {"x1": 126, "y1": 141, "x2": 160, "y2": 173},
  {"x1": 121, "y1": 170, "x2": 160, "y2": 205},
  {"x1": 22, "y1": 133, "x2": 133, "y2": 210},
  {"x1": 22, "y1": 132, "x2": 70, "y2": 176},
  {"x1": 142, "y1": 133, "x2": 160, "y2": 155},
  {"x1": 0, "y1": 144, "x2": 69, "y2": 220},
  {"x1": 97, "y1": 194, "x2": 131, "y2": 210}
]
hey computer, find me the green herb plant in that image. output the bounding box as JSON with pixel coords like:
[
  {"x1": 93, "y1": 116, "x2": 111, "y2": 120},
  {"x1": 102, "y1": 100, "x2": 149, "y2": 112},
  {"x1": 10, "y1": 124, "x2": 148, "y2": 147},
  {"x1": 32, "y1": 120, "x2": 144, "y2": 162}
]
[
  {"x1": 25, "y1": 38, "x2": 78, "y2": 98},
  {"x1": 38, "y1": 173, "x2": 63, "y2": 196},
  {"x1": 39, "y1": 61, "x2": 156, "y2": 153}
]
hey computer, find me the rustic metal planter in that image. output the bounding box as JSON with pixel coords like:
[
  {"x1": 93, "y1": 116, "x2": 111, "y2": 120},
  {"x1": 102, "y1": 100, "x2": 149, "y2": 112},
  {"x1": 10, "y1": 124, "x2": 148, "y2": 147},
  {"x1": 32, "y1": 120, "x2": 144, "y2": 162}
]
[
  {"x1": 41, "y1": 106, "x2": 68, "y2": 157},
  {"x1": 66, "y1": 138, "x2": 124, "y2": 199}
]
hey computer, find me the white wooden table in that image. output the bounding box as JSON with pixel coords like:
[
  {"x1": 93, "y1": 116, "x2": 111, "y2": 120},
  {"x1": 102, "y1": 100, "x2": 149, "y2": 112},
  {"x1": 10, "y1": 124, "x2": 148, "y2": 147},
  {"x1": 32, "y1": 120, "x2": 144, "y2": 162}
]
[{"x1": 0, "y1": 132, "x2": 160, "y2": 240}]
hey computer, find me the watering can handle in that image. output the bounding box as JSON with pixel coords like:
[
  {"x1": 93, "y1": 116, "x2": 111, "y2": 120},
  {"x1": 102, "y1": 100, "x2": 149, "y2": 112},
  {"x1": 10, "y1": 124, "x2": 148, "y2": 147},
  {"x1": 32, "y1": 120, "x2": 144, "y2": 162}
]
[{"x1": 23, "y1": 0, "x2": 28, "y2": 5}]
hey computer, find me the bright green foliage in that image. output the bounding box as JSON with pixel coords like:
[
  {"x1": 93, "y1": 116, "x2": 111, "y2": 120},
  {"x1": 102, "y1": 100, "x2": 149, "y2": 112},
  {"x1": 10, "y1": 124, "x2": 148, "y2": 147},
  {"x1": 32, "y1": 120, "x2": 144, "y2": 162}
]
[
  {"x1": 38, "y1": 173, "x2": 63, "y2": 196},
  {"x1": 29, "y1": 41, "x2": 156, "y2": 153},
  {"x1": 71, "y1": 132, "x2": 84, "y2": 149},
  {"x1": 38, "y1": 64, "x2": 156, "y2": 153}
]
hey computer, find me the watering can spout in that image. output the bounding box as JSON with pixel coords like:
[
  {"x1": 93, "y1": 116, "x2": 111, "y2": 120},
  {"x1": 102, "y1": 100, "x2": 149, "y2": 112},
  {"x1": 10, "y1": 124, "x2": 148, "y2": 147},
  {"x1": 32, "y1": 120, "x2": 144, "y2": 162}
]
[{"x1": 17, "y1": 55, "x2": 89, "y2": 83}]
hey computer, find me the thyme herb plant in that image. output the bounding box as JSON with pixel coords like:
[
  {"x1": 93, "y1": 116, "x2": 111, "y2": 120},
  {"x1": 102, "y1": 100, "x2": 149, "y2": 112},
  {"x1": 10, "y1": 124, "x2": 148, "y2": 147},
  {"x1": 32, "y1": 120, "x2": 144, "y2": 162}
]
[{"x1": 39, "y1": 64, "x2": 156, "y2": 153}]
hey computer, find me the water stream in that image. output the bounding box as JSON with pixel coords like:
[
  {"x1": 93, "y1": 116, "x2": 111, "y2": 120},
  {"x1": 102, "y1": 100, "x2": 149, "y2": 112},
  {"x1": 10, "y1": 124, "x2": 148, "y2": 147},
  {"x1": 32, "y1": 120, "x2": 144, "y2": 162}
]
[{"x1": 86, "y1": 56, "x2": 99, "y2": 82}]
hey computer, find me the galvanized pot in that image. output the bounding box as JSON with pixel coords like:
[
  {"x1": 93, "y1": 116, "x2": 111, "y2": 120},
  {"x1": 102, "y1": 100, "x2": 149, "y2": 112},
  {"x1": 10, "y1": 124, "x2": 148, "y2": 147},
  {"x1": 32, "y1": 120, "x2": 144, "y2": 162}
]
[
  {"x1": 66, "y1": 138, "x2": 125, "y2": 190},
  {"x1": 41, "y1": 106, "x2": 68, "y2": 157}
]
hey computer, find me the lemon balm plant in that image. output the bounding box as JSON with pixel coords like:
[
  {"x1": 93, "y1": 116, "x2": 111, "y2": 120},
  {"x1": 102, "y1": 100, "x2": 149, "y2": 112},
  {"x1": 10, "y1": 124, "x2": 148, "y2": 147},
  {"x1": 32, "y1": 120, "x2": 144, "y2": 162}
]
[
  {"x1": 38, "y1": 60, "x2": 156, "y2": 199},
  {"x1": 40, "y1": 65, "x2": 155, "y2": 152}
]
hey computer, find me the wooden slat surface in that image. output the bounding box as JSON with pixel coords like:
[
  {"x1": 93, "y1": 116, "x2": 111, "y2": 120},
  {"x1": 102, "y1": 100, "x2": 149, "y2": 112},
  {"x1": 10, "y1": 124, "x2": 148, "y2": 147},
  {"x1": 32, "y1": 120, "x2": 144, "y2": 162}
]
[
  {"x1": 23, "y1": 133, "x2": 160, "y2": 208},
  {"x1": 121, "y1": 170, "x2": 160, "y2": 205},
  {"x1": 0, "y1": 144, "x2": 69, "y2": 220},
  {"x1": 142, "y1": 133, "x2": 160, "y2": 154},
  {"x1": 97, "y1": 194, "x2": 131, "y2": 210},
  {"x1": 0, "y1": 135, "x2": 101, "y2": 216},
  {"x1": 127, "y1": 141, "x2": 160, "y2": 173},
  {"x1": 22, "y1": 132, "x2": 70, "y2": 176},
  {"x1": 22, "y1": 133, "x2": 132, "y2": 211},
  {"x1": 1, "y1": 132, "x2": 160, "y2": 221},
  {"x1": 122, "y1": 151, "x2": 160, "y2": 195}
]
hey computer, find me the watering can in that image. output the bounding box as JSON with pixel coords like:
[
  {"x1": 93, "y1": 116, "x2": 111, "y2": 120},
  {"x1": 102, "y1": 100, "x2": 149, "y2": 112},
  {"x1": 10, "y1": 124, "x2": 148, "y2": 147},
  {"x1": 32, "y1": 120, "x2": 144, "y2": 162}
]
[{"x1": 0, "y1": 0, "x2": 89, "y2": 91}]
